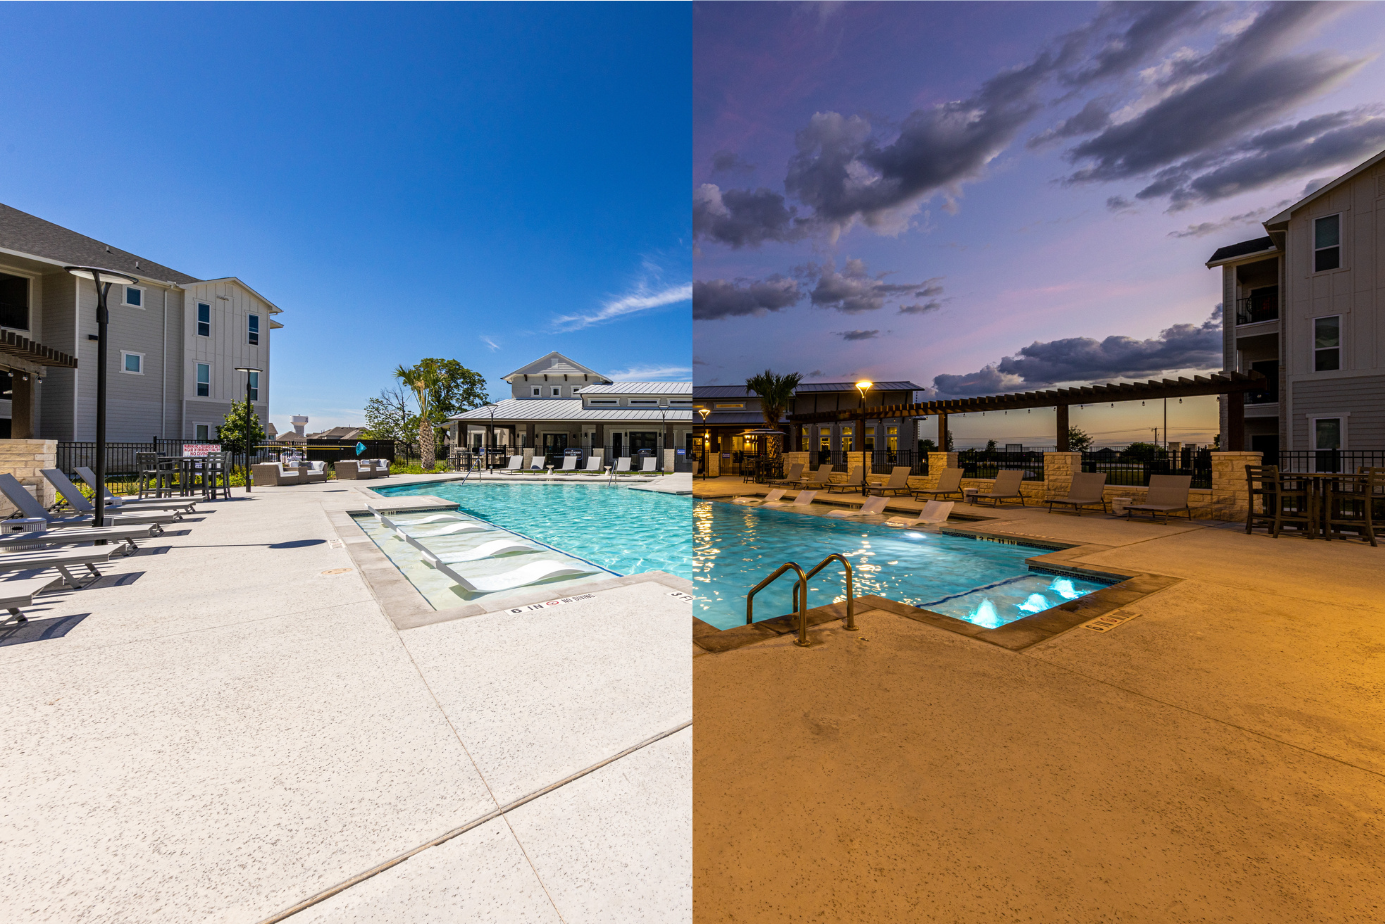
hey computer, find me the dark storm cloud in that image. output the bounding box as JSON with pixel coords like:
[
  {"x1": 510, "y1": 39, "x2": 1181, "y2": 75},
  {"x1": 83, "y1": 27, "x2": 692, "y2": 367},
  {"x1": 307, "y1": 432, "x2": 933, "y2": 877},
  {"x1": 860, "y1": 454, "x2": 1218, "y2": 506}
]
[
  {"x1": 804, "y1": 259, "x2": 945, "y2": 314},
  {"x1": 692, "y1": 184, "x2": 809, "y2": 248},
  {"x1": 837, "y1": 329, "x2": 879, "y2": 341},
  {"x1": 692, "y1": 275, "x2": 803, "y2": 320},
  {"x1": 932, "y1": 306, "x2": 1223, "y2": 397}
]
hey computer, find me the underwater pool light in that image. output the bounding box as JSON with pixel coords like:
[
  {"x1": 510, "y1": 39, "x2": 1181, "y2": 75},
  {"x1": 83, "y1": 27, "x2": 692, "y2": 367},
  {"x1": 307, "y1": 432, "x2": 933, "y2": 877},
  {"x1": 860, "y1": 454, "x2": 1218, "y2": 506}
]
[{"x1": 1050, "y1": 577, "x2": 1082, "y2": 600}]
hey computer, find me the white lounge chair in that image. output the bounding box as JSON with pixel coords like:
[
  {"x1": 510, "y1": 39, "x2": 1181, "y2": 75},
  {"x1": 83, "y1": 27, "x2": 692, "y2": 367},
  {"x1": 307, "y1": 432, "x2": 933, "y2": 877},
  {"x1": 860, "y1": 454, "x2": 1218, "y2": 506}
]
[
  {"x1": 75, "y1": 467, "x2": 197, "y2": 513},
  {"x1": 0, "y1": 473, "x2": 91, "y2": 528},
  {"x1": 825, "y1": 497, "x2": 889, "y2": 518},
  {"x1": 641, "y1": 456, "x2": 658, "y2": 473},
  {"x1": 0, "y1": 524, "x2": 154, "y2": 552},
  {"x1": 430, "y1": 558, "x2": 597, "y2": 594},
  {"x1": 503, "y1": 455, "x2": 524, "y2": 472},
  {"x1": 0, "y1": 545, "x2": 122, "y2": 587},
  {"x1": 763, "y1": 489, "x2": 818, "y2": 508},
  {"x1": 886, "y1": 500, "x2": 954, "y2": 527},
  {"x1": 367, "y1": 506, "x2": 464, "y2": 525},
  {"x1": 0, "y1": 573, "x2": 66, "y2": 623},
  {"x1": 608, "y1": 457, "x2": 633, "y2": 483},
  {"x1": 560, "y1": 456, "x2": 578, "y2": 472},
  {"x1": 418, "y1": 537, "x2": 536, "y2": 564},
  {"x1": 42, "y1": 470, "x2": 183, "y2": 526},
  {"x1": 585, "y1": 457, "x2": 604, "y2": 472},
  {"x1": 378, "y1": 512, "x2": 488, "y2": 539},
  {"x1": 530, "y1": 457, "x2": 546, "y2": 471},
  {"x1": 734, "y1": 488, "x2": 786, "y2": 505}
]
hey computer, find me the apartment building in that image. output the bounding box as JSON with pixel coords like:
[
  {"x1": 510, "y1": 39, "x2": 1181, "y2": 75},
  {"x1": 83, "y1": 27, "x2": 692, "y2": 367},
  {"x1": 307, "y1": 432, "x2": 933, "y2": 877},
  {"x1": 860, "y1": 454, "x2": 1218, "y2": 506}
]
[
  {"x1": 449, "y1": 352, "x2": 693, "y2": 460},
  {"x1": 1207, "y1": 148, "x2": 1385, "y2": 461},
  {"x1": 0, "y1": 203, "x2": 280, "y2": 441}
]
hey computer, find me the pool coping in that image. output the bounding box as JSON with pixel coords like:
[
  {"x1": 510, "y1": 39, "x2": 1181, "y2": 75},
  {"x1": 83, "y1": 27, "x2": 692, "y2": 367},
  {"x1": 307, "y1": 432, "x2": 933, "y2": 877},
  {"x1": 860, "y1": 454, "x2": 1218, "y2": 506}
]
[
  {"x1": 691, "y1": 519, "x2": 1180, "y2": 653},
  {"x1": 327, "y1": 492, "x2": 694, "y2": 630}
]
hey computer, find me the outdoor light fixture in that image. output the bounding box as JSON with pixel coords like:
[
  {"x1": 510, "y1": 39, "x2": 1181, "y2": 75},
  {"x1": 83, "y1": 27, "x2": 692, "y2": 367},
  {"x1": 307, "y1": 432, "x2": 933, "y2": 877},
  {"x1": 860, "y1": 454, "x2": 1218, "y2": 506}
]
[
  {"x1": 483, "y1": 401, "x2": 498, "y2": 469},
  {"x1": 65, "y1": 266, "x2": 140, "y2": 529},
  {"x1": 855, "y1": 380, "x2": 872, "y2": 496},
  {"x1": 235, "y1": 367, "x2": 262, "y2": 494},
  {"x1": 698, "y1": 406, "x2": 711, "y2": 480}
]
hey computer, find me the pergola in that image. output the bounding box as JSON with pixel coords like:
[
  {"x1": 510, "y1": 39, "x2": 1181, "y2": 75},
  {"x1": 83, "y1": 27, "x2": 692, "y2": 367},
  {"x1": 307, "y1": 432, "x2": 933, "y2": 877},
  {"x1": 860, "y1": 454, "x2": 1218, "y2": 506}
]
[
  {"x1": 788, "y1": 371, "x2": 1269, "y2": 451},
  {"x1": 0, "y1": 328, "x2": 79, "y2": 439}
]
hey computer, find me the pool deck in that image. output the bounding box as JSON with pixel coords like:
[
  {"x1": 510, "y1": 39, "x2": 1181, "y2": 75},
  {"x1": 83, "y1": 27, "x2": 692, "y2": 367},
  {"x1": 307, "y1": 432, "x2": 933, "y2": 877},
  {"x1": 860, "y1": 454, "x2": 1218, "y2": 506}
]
[
  {"x1": 693, "y1": 477, "x2": 1385, "y2": 922},
  {"x1": 0, "y1": 479, "x2": 691, "y2": 923}
]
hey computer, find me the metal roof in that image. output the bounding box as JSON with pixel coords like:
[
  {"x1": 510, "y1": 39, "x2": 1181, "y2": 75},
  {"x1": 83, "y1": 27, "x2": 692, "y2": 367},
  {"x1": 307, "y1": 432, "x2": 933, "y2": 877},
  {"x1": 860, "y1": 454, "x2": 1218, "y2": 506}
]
[
  {"x1": 450, "y1": 398, "x2": 692, "y2": 423},
  {"x1": 693, "y1": 381, "x2": 923, "y2": 399},
  {"x1": 581, "y1": 381, "x2": 693, "y2": 395},
  {"x1": 703, "y1": 412, "x2": 784, "y2": 426}
]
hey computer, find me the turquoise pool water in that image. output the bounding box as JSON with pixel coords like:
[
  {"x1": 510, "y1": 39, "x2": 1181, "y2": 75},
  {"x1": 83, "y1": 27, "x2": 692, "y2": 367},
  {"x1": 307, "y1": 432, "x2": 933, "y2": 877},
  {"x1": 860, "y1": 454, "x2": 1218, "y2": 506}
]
[
  {"x1": 694, "y1": 500, "x2": 1110, "y2": 631},
  {"x1": 374, "y1": 481, "x2": 692, "y2": 579}
]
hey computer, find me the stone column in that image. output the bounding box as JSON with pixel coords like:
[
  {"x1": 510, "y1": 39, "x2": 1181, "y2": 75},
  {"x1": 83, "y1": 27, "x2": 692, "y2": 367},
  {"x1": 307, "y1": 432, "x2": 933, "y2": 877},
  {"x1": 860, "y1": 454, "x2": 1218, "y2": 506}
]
[
  {"x1": 1210, "y1": 451, "x2": 1261, "y2": 521},
  {"x1": 920, "y1": 451, "x2": 959, "y2": 490},
  {"x1": 1044, "y1": 451, "x2": 1081, "y2": 501},
  {"x1": 0, "y1": 439, "x2": 58, "y2": 517}
]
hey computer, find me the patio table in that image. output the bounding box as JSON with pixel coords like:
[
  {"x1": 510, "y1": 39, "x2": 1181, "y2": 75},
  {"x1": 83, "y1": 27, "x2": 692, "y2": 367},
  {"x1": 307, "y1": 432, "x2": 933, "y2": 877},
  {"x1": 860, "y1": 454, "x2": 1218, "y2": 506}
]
[{"x1": 1278, "y1": 471, "x2": 1379, "y2": 543}]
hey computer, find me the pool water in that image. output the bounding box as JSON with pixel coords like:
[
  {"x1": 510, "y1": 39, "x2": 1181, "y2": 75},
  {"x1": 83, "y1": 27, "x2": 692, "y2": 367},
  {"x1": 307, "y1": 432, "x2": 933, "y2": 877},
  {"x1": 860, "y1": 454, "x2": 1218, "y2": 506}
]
[
  {"x1": 375, "y1": 481, "x2": 692, "y2": 579},
  {"x1": 694, "y1": 500, "x2": 1109, "y2": 630}
]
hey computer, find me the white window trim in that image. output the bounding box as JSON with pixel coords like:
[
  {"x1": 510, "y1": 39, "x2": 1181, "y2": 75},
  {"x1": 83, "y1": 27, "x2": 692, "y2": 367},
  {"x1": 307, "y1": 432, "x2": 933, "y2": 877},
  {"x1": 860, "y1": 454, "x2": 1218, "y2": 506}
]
[
  {"x1": 1306, "y1": 413, "x2": 1350, "y2": 452},
  {"x1": 531, "y1": 386, "x2": 541, "y2": 397},
  {"x1": 120, "y1": 351, "x2": 145, "y2": 375},
  {"x1": 1312, "y1": 314, "x2": 1342, "y2": 373},
  {"x1": 551, "y1": 386, "x2": 561, "y2": 397},
  {"x1": 193, "y1": 422, "x2": 213, "y2": 441},
  {"x1": 122, "y1": 284, "x2": 146, "y2": 309},
  {"x1": 1312, "y1": 213, "x2": 1344, "y2": 275},
  {"x1": 195, "y1": 361, "x2": 212, "y2": 398}
]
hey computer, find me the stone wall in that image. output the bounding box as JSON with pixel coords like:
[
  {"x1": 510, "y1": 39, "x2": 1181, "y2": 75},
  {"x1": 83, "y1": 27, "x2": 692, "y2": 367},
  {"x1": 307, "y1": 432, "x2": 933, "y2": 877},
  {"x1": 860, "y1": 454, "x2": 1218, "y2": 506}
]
[
  {"x1": 0, "y1": 439, "x2": 58, "y2": 518},
  {"x1": 1209, "y1": 451, "x2": 1262, "y2": 522}
]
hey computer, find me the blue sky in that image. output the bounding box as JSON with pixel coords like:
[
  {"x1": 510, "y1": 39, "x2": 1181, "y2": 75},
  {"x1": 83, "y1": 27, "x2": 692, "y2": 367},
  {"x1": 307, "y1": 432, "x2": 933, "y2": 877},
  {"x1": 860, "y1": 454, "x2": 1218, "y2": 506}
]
[
  {"x1": 0, "y1": 2, "x2": 691, "y2": 432},
  {"x1": 694, "y1": 1, "x2": 1385, "y2": 447}
]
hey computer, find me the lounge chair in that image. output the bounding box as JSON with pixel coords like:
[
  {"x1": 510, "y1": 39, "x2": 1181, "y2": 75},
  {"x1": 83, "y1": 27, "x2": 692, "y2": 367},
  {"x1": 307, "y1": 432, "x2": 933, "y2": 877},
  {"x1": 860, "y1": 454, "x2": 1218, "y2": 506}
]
[
  {"x1": 796, "y1": 464, "x2": 833, "y2": 489},
  {"x1": 867, "y1": 466, "x2": 913, "y2": 497},
  {"x1": 584, "y1": 457, "x2": 604, "y2": 473},
  {"x1": 608, "y1": 457, "x2": 633, "y2": 482},
  {"x1": 530, "y1": 457, "x2": 546, "y2": 471},
  {"x1": 886, "y1": 500, "x2": 954, "y2": 528},
  {"x1": 74, "y1": 467, "x2": 198, "y2": 512},
  {"x1": 41, "y1": 470, "x2": 184, "y2": 526},
  {"x1": 1124, "y1": 474, "x2": 1194, "y2": 522},
  {"x1": 640, "y1": 457, "x2": 658, "y2": 473},
  {"x1": 1047, "y1": 472, "x2": 1109, "y2": 516},
  {"x1": 825, "y1": 497, "x2": 889, "y2": 518},
  {"x1": 0, "y1": 524, "x2": 155, "y2": 553},
  {"x1": 377, "y1": 512, "x2": 489, "y2": 539},
  {"x1": 560, "y1": 456, "x2": 579, "y2": 472},
  {"x1": 0, "y1": 573, "x2": 68, "y2": 623},
  {"x1": 826, "y1": 466, "x2": 866, "y2": 493},
  {"x1": 913, "y1": 468, "x2": 964, "y2": 502},
  {"x1": 769, "y1": 463, "x2": 805, "y2": 487},
  {"x1": 429, "y1": 557, "x2": 597, "y2": 594},
  {"x1": 0, "y1": 473, "x2": 90, "y2": 528},
  {"x1": 0, "y1": 545, "x2": 122, "y2": 587},
  {"x1": 419, "y1": 537, "x2": 536, "y2": 564},
  {"x1": 972, "y1": 470, "x2": 1026, "y2": 507},
  {"x1": 762, "y1": 489, "x2": 817, "y2": 508},
  {"x1": 500, "y1": 455, "x2": 524, "y2": 473},
  {"x1": 734, "y1": 488, "x2": 786, "y2": 506}
]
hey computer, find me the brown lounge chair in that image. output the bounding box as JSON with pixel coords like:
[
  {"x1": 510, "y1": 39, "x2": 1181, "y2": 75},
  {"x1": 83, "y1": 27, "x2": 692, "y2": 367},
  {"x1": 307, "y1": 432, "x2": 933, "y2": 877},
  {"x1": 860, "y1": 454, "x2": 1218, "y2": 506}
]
[
  {"x1": 973, "y1": 469, "x2": 1026, "y2": 507},
  {"x1": 913, "y1": 467, "x2": 964, "y2": 502},
  {"x1": 1048, "y1": 471, "x2": 1108, "y2": 515},
  {"x1": 826, "y1": 465, "x2": 866, "y2": 493},
  {"x1": 1124, "y1": 474, "x2": 1193, "y2": 522},
  {"x1": 867, "y1": 466, "x2": 913, "y2": 496},
  {"x1": 793, "y1": 464, "x2": 833, "y2": 489},
  {"x1": 768, "y1": 462, "x2": 805, "y2": 487}
]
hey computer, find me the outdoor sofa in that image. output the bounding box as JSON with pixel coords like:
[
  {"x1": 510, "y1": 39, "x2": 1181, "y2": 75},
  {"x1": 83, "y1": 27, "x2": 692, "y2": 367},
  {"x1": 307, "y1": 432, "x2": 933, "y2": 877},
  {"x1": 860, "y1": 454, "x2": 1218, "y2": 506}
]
[
  {"x1": 252, "y1": 463, "x2": 303, "y2": 486},
  {"x1": 335, "y1": 460, "x2": 380, "y2": 481}
]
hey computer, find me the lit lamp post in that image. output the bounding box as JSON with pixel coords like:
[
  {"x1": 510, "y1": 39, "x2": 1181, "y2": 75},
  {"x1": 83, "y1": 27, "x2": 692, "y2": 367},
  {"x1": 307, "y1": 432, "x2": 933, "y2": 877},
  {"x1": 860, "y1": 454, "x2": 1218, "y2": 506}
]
[
  {"x1": 235, "y1": 367, "x2": 261, "y2": 494},
  {"x1": 64, "y1": 266, "x2": 140, "y2": 529},
  {"x1": 855, "y1": 379, "x2": 872, "y2": 496},
  {"x1": 698, "y1": 407, "x2": 711, "y2": 480}
]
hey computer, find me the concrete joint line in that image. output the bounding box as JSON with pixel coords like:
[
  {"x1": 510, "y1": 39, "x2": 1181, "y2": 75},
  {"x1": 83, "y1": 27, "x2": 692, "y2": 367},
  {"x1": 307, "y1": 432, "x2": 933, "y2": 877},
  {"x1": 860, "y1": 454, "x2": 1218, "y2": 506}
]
[{"x1": 257, "y1": 719, "x2": 693, "y2": 924}]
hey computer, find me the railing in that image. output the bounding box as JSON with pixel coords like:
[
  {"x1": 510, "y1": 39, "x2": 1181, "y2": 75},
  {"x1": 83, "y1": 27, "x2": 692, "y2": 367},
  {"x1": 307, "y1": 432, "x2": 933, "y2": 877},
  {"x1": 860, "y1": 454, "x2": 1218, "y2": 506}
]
[
  {"x1": 792, "y1": 554, "x2": 856, "y2": 633},
  {"x1": 958, "y1": 449, "x2": 1045, "y2": 481},
  {"x1": 1082, "y1": 448, "x2": 1212, "y2": 489},
  {"x1": 1277, "y1": 450, "x2": 1385, "y2": 474},
  {"x1": 1246, "y1": 386, "x2": 1279, "y2": 405},
  {"x1": 1236, "y1": 293, "x2": 1279, "y2": 325},
  {"x1": 810, "y1": 449, "x2": 927, "y2": 475},
  {"x1": 746, "y1": 562, "x2": 808, "y2": 646}
]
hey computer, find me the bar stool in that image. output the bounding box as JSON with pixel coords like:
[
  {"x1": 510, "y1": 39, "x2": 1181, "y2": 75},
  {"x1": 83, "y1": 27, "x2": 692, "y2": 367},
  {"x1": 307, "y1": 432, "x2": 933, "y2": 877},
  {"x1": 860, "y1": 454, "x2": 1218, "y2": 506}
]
[
  {"x1": 1325, "y1": 472, "x2": 1380, "y2": 546},
  {"x1": 1244, "y1": 464, "x2": 1278, "y2": 535},
  {"x1": 136, "y1": 452, "x2": 163, "y2": 498},
  {"x1": 204, "y1": 452, "x2": 232, "y2": 500}
]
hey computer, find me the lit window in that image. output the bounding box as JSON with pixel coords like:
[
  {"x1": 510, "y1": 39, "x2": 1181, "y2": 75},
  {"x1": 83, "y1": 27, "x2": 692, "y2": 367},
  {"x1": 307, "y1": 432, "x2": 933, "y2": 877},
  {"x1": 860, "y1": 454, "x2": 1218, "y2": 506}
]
[
  {"x1": 1314, "y1": 316, "x2": 1340, "y2": 371},
  {"x1": 248, "y1": 314, "x2": 260, "y2": 345},
  {"x1": 197, "y1": 303, "x2": 211, "y2": 337},
  {"x1": 714, "y1": 402, "x2": 744, "y2": 409},
  {"x1": 124, "y1": 285, "x2": 143, "y2": 308},
  {"x1": 196, "y1": 362, "x2": 210, "y2": 397},
  {"x1": 1314, "y1": 215, "x2": 1340, "y2": 272},
  {"x1": 248, "y1": 370, "x2": 259, "y2": 402},
  {"x1": 121, "y1": 352, "x2": 143, "y2": 374},
  {"x1": 887, "y1": 426, "x2": 898, "y2": 451}
]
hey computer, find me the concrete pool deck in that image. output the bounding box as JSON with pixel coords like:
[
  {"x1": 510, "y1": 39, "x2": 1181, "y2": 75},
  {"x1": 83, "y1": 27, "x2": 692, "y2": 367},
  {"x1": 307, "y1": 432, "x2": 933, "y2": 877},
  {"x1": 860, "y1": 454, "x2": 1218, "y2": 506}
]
[
  {"x1": 694, "y1": 477, "x2": 1385, "y2": 922},
  {"x1": 0, "y1": 480, "x2": 691, "y2": 923}
]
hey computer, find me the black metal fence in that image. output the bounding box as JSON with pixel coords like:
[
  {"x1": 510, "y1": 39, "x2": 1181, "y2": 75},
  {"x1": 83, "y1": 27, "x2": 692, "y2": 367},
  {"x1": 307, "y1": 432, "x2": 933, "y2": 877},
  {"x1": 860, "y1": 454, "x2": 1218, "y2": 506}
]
[
  {"x1": 1276, "y1": 450, "x2": 1385, "y2": 474},
  {"x1": 958, "y1": 448, "x2": 1046, "y2": 481},
  {"x1": 1082, "y1": 447, "x2": 1212, "y2": 488},
  {"x1": 808, "y1": 449, "x2": 929, "y2": 475}
]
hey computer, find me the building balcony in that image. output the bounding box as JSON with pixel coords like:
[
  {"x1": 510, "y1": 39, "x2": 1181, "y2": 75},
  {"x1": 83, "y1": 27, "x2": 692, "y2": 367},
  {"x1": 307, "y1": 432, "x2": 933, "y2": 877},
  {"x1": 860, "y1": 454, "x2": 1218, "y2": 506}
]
[{"x1": 1235, "y1": 293, "x2": 1278, "y2": 325}]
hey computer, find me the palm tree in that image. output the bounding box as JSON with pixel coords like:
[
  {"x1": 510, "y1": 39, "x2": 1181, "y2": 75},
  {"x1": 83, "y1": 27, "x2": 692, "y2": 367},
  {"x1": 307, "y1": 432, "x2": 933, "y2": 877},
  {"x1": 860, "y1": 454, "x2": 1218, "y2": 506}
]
[
  {"x1": 745, "y1": 369, "x2": 801, "y2": 463},
  {"x1": 396, "y1": 361, "x2": 441, "y2": 469}
]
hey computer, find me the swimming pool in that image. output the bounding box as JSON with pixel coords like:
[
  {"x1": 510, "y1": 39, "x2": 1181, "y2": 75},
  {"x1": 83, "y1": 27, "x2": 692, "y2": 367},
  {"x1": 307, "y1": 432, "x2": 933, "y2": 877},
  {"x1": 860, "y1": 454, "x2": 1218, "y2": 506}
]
[
  {"x1": 693, "y1": 500, "x2": 1109, "y2": 631},
  {"x1": 375, "y1": 481, "x2": 692, "y2": 579}
]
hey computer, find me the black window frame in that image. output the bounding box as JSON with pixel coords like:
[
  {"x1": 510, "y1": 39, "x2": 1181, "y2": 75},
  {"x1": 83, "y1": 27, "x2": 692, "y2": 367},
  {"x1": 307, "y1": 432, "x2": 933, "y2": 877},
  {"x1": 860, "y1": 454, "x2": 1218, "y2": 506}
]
[
  {"x1": 248, "y1": 313, "x2": 260, "y2": 346},
  {"x1": 1313, "y1": 315, "x2": 1341, "y2": 372},
  {"x1": 1313, "y1": 214, "x2": 1341, "y2": 273},
  {"x1": 197, "y1": 302, "x2": 211, "y2": 337},
  {"x1": 196, "y1": 362, "x2": 211, "y2": 397}
]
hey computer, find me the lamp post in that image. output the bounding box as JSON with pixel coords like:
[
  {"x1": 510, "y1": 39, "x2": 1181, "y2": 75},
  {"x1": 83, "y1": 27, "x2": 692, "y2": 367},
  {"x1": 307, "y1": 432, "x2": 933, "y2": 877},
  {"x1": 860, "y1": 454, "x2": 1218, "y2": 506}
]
[
  {"x1": 698, "y1": 407, "x2": 710, "y2": 480},
  {"x1": 484, "y1": 401, "x2": 498, "y2": 470},
  {"x1": 855, "y1": 380, "x2": 872, "y2": 496},
  {"x1": 64, "y1": 266, "x2": 140, "y2": 528},
  {"x1": 235, "y1": 367, "x2": 262, "y2": 494}
]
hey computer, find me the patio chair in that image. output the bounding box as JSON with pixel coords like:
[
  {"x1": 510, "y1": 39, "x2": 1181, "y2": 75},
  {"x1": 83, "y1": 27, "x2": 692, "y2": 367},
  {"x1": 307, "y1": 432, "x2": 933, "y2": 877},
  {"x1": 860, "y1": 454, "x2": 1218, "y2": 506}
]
[
  {"x1": 641, "y1": 456, "x2": 659, "y2": 473},
  {"x1": 825, "y1": 497, "x2": 889, "y2": 518},
  {"x1": 1324, "y1": 471, "x2": 1380, "y2": 547},
  {"x1": 560, "y1": 456, "x2": 579, "y2": 472},
  {"x1": 1123, "y1": 474, "x2": 1194, "y2": 522},
  {"x1": 530, "y1": 457, "x2": 546, "y2": 471},
  {"x1": 41, "y1": 470, "x2": 184, "y2": 527},
  {"x1": 333, "y1": 460, "x2": 366, "y2": 480},
  {"x1": 826, "y1": 465, "x2": 866, "y2": 493},
  {"x1": 369, "y1": 459, "x2": 392, "y2": 477},
  {"x1": 0, "y1": 524, "x2": 154, "y2": 554},
  {"x1": 769, "y1": 463, "x2": 805, "y2": 487},
  {"x1": 913, "y1": 467, "x2": 964, "y2": 502},
  {"x1": 886, "y1": 500, "x2": 954, "y2": 527},
  {"x1": 429, "y1": 557, "x2": 597, "y2": 594},
  {"x1": 867, "y1": 466, "x2": 913, "y2": 497},
  {"x1": 1244, "y1": 465, "x2": 1311, "y2": 537},
  {"x1": 300, "y1": 461, "x2": 328, "y2": 484},
  {"x1": 74, "y1": 467, "x2": 198, "y2": 512},
  {"x1": 763, "y1": 489, "x2": 817, "y2": 508},
  {"x1": 0, "y1": 572, "x2": 69, "y2": 624},
  {"x1": 1047, "y1": 471, "x2": 1108, "y2": 516},
  {"x1": 584, "y1": 457, "x2": 604, "y2": 473},
  {"x1": 734, "y1": 488, "x2": 786, "y2": 506},
  {"x1": 502, "y1": 455, "x2": 524, "y2": 472},
  {"x1": 972, "y1": 470, "x2": 1026, "y2": 507},
  {"x1": 608, "y1": 457, "x2": 633, "y2": 483},
  {"x1": 796, "y1": 464, "x2": 833, "y2": 489},
  {"x1": 0, "y1": 544, "x2": 122, "y2": 588},
  {"x1": 134, "y1": 452, "x2": 168, "y2": 498},
  {"x1": 0, "y1": 473, "x2": 91, "y2": 528}
]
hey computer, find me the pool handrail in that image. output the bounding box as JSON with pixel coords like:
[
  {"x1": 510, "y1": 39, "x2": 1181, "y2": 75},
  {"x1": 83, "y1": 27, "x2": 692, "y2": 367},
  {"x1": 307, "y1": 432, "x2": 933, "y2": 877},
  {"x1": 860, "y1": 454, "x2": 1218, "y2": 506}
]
[
  {"x1": 792, "y1": 553, "x2": 857, "y2": 632},
  {"x1": 746, "y1": 560, "x2": 811, "y2": 647}
]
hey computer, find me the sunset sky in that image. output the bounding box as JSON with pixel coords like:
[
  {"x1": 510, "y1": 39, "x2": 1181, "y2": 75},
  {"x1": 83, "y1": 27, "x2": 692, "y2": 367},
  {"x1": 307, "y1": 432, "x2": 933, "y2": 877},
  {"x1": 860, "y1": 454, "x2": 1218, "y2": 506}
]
[{"x1": 693, "y1": 1, "x2": 1385, "y2": 447}]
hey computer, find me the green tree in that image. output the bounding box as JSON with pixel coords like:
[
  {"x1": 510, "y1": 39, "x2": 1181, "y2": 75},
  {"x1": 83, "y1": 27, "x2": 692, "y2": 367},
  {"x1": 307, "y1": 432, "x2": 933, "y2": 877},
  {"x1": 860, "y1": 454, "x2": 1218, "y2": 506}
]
[
  {"x1": 919, "y1": 438, "x2": 937, "y2": 454},
  {"x1": 424, "y1": 358, "x2": 488, "y2": 422},
  {"x1": 985, "y1": 439, "x2": 997, "y2": 453},
  {"x1": 216, "y1": 399, "x2": 266, "y2": 457},
  {"x1": 745, "y1": 369, "x2": 802, "y2": 460},
  {"x1": 363, "y1": 384, "x2": 417, "y2": 442},
  {"x1": 1123, "y1": 441, "x2": 1160, "y2": 462},
  {"x1": 1066, "y1": 427, "x2": 1093, "y2": 452},
  {"x1": 396, "y1": 361, "x2": 442, "y2": 469}
]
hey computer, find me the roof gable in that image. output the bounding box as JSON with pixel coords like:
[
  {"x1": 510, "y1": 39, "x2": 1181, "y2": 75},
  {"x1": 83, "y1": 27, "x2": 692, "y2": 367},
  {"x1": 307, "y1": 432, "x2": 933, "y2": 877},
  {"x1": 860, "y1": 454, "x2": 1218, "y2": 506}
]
[
  {"x1": 503, "y1": 351, "x2": 611, "y2": 382},
  {"x1": 189, "y1": 277, "x2": 283, "y2": 314},
  {"x1": 1264, "y1": 146, "x2": 1385, "y2": 227}
]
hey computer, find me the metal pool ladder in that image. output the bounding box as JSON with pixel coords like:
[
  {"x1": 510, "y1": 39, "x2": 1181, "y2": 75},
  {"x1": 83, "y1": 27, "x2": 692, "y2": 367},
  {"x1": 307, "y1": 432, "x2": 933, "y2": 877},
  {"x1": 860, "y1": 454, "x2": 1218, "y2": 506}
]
[{"x1": 746, "y1": 554, "x2": 856, "y2": 648}]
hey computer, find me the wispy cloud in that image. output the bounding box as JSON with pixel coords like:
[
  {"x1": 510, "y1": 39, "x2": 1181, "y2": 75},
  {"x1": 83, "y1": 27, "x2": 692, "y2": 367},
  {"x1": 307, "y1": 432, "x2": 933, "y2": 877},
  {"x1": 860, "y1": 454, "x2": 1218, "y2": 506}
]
[
  {"x1": 606, "y1": 364, "x2": 693, "y2": 382},
  {"x1": 480, "y1": 335, "x2": 501, "y2": 351},
  {"x1": 553, "y1": 281, "x2": 691, "y2": 331}
]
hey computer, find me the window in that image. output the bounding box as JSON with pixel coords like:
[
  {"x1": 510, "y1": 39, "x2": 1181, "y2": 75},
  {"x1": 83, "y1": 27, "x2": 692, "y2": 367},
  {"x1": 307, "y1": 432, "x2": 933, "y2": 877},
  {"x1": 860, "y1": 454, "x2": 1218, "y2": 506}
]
[
  {"x1": 248, "y1": 314, "x2": 260, "y2": 345},
  {"x1": 121, "y1": 351, "x2": 143, "y2": 374},
  {"x1": 197, "y1": 302, "x2": 211, "y2": 337},
  {"x1": 714, "y1": 402, "x2": 744, "y2": 409},
  {"x1": 123, "y1": 285, "x2": 144, "y2": 308},
  {"x1": 589, "y1": 399, "x2": 618, "y2": 406},
  {"x1": 196, "y1": 362, "x2": 210, "y2": 397},
  {"x1": 630, "y1": 399, "x2": 658, "y2": 406},
  {"x1": 1314, "y1": 316, "x2": 1340, "y2": 371},
  {"x1": 248, "y1": 370, "x2": 259, "y2": 402},
  {"x1": 819, "y1": 431, "x2": 830, "y2": 451},
  {"x1": 842, "y1": 426, "x2": 853, "y2": 453},
  {"x1": 670, "y1": 398, "x2": 691, "y2": 405},
  {"x1": 887, "y1": 426, "x2": 898, "y2": 452},
  {"x1": 551, "y1": 386, "x2": 561, "y2": 397},
  {"x1": 0, "y1": 271, "x2": 30, "y2": 330},
  {"x1": 572, "y1": 386, "x2": 582, "y2": 395},
  {"x1": 1314, "y1": 417, "x2": 1342, "y2": 451},
  {"x1": 532, "y1": 386, "x2": 541, "y2": 397},
  {"x1": 194, "y1": 423, "x2": 210, "y2": 440},
  {"x1": 1314, "y1": 215, "x2": 1340, "y2": 272}
]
